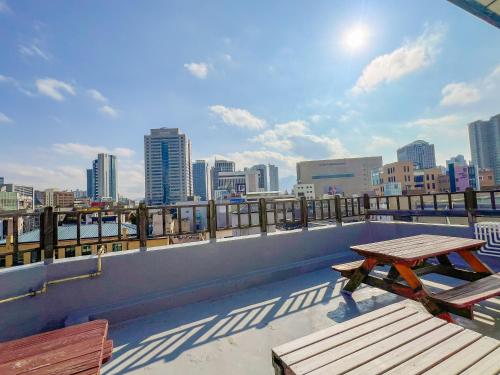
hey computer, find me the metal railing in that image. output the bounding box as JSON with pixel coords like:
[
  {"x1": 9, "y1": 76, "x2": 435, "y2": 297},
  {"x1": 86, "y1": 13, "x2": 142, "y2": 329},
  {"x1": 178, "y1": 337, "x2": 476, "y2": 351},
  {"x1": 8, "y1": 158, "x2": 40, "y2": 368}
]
[{"x1": 1, "y1": 190, "x2": 499, "y2": 268}]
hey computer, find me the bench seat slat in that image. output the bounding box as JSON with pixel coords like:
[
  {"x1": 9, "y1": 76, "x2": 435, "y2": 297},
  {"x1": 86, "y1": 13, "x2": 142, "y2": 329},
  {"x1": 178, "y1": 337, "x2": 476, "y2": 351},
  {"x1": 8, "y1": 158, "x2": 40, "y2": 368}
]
[
  {"x1": 431, "y1": 273, "x2": 500, "y2": 308},
  {"x1": 331, "y1": 260, "x2": 364, "y2": 272}
]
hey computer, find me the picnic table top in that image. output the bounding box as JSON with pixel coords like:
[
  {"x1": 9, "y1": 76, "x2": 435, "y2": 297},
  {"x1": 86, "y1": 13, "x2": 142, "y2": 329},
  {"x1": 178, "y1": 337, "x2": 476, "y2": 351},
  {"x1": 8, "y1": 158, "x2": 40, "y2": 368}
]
[
  {"x1": 0, "y1": 320, "x2": 110, "y2": 375},
  {"x1": 350, "y1": 234, "x2": 486, "y2": 262},
  {"x1": 272, "y1": 303, "x2": 500, "y2": 375}
]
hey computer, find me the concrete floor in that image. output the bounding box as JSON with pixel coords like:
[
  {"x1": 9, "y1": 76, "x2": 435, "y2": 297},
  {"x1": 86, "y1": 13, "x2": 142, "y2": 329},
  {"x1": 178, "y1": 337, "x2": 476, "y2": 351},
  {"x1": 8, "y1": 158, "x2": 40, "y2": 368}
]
[{"x1": 102, "y1": 268, "x2": 500, "y2": 375}]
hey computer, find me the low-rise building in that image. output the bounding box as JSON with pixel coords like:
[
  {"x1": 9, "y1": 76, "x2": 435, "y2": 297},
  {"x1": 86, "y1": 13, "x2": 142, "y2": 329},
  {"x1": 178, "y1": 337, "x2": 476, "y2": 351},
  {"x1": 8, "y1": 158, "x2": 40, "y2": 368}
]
[
  {"x1": 0, "y1": 191, "x2": 19, "y2": 211},
  {"x1": 293, "y1": 184, "x2": 315, "y2": 200},
  {"x1": 479, "y1": 168, "x2": 495, "y2": 189},
  {"x1": 54, "y1": 191, "x2": 75, "y2": 208}
]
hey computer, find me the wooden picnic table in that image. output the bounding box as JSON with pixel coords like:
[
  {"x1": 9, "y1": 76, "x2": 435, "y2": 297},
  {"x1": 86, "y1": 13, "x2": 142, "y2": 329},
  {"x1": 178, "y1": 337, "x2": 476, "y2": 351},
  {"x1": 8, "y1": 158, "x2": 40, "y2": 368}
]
[
  {"x1": 272, "y1": 303, "x2": 500, "y2": 375},
  {"x1": 332, "y1": 234, "x2": 500, "y2": 320},
  {"x1": 0, "y1": 320, "x2": 113, "y2": 375}
]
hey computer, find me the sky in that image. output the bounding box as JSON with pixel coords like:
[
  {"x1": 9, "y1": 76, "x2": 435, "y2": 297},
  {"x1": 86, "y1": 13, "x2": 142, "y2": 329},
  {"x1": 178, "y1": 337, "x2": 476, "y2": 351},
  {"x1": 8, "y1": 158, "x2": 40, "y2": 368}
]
[{"x1": 0, "y1": 0, "x2": 499, "y2": 199}]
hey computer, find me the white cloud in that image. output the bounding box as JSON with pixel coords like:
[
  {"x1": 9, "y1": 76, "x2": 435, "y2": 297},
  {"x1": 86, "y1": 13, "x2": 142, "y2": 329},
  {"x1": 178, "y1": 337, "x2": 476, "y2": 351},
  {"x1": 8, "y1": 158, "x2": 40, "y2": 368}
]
[
  {"x1": 99, "y1": 105, "x2": 118, "y2": 117},
  {"x1": 36, "y1": 78, "x2": 75, "y2": 101},
  {"x1": 439, "y1": 63, "x2": 500, "y2": 106},
  {"x1": 0, "y1": 74, "x2": 35, "y2": 96},
  {"x1": 251, "y1": 120, "x2": 350, "y2": 160},
  {"x1": 19, "y1": 43, "x2": 50, "y2": 60},
  {"x1": 223, "y1": 54, "x2": 232, "y2": 62},
  {"x1": 210, "y1": 105, "x2": 266, "y2": 130},
  {"x1": 366, "y1": 136, "x2": 395, "y2": 152},
  {"x1": 0, "y1": 1, "x2": 10, "y2": 13},
  {"x1": 87, "y1": 89, "x2": 108, "y2": 103},
  {"x1": 406, "y1": 114, "x2": 462, "y2": 127},
  {"x1": 339, "y1": 110, "x2": 361, "y2": 123},
  {"x1": 351, "y1": 24, "x2": 445, "y2": 94},
  {"x1": 118, "y1": 159, "x2": 144, "y2": 199},
  {"x1": 440, "y1": 83, "x2": 480, "y2": 106},
  {"x1": 0, "y1": 112, "x2": 12, "y2": 123},
  {"x1": 309, "y1": 114, "x2": 331, "y2": 123},
  {"x1": 184, "y1": 62, "x2": 209, "y2": 79},
  {"x1": 52, "y1": 143, "x2": 135, "y2": 159}
]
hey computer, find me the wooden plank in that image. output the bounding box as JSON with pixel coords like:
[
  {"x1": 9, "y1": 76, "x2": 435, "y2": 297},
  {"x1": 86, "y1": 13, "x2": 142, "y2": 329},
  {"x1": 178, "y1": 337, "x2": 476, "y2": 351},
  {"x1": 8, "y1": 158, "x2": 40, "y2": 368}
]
[
  {"x1": 424, "y1": 336, "x2": 499, "y2": 375},
  {"x1": 0, "y1": 320, "x2": 107, "y2": 351},
  {"x1": 305, "y1": 317, "x2": 447, "y2": 375},
  {"x1": 331, "y1": 260, "x2": 364, "y2": 272},
  {"x1": 281, "y1": 308, "x2": 420, "y2": 366},
  {"x1": 101, "y1": 340, "x2": 113, "y2": 365},
  {"x1": 346, "y1": 321, "x2": 463, "y2": 375},
  {"x1": 342, "y1": 258, "x2": 377, "y2": 293},
  {"x1": 272, "y1": 304, "x2": 406, "y2": 358},
  {"x1": 459, "y1": 346, "x2": 500, "y2": 375},
  {"x1": 384, "y1": 329, "x2": 481, "y2": 375},
  {"x1": 431, "y1": 273, "x2": 500, "y2": 308},
  {"x1": 0, "y1": 336, "x2": 104, "y2": 374},
  {"x1": 0, "y1": 327, "x2": 107, "y2": 364}
]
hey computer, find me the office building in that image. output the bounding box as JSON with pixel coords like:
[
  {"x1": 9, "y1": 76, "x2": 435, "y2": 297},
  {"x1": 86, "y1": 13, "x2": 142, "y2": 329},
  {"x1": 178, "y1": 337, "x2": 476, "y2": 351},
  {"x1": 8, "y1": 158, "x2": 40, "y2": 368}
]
[
  {"x1": 297, "y1": 156, "x2": 382, "y2": 197},
  {"x1": 397, "y1": 140, "x2": 436, "y2": 169},
  {"x1": 268, "y1": 164, "x2": 279, "y2": 191},
  {"x1": 211, "y1": 159, "x2": 236, "y2": 197},
  {"x1": 144, "y1": 128, "x2": 193, "y2": 205},
  {"x1": 87, "y1": 155, "x2": 117, "y2": 202},
  {"x1": 86, "y1": 169, "x2": 95, "y2": 200},
  {"x1": 0, "y1": 177, "x2": 3, "y2": 185},
  {"x1": 448, "y1": 163, "x2": 479, "y2": 192},
  {"x1": 446, "y1": 155, "x2": 467, "y2": 167},
  {"x1": 468, "y1": 114, "x2": 500, "y2": 184},
  {"x1": 215, "y1": 170, "x2": 259, "y2": 199},
  {"x1": 193, "y1": 160, "x2": 210, "y2": 201},
  {"x1": 250, "y1": 164, "x2": 268, "y2": 191}
]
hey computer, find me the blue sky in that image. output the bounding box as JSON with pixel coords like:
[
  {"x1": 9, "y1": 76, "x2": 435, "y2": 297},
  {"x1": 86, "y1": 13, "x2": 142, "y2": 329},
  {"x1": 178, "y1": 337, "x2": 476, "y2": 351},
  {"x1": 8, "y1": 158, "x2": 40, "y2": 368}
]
[{"x1": 0, "y1": 0, "x2": 499, "y2": 198}]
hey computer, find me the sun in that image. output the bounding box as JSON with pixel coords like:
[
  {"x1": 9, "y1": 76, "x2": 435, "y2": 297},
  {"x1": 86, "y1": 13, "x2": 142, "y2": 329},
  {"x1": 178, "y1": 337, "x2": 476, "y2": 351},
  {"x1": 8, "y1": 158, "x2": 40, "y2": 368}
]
[{"x1": 341, "y1": 24, "x2": 370, "y2": 52}]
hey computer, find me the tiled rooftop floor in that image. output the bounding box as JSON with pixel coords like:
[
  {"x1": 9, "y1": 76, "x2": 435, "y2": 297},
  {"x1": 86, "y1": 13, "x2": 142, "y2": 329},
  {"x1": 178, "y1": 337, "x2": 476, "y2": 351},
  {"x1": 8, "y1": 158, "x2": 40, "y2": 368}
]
[{"x1": 102, "y1": 268, "x2": 500, "y2": 375}]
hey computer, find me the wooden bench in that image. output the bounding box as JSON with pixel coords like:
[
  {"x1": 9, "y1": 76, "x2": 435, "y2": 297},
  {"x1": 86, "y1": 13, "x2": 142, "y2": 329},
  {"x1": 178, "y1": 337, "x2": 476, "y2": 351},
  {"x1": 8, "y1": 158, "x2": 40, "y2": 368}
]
[
  {"x1": 0, "y1": 320, "x2": 113, "y2": 374},
  {"x1": 271, "y1": 303, "x2": 500, "y2": 375},
  {"x1": 331, "y1": 260, "x2": 364, "y2": 278},
  {"x1": 431, "y1": 272, "x2": 500, "y2": 319}
]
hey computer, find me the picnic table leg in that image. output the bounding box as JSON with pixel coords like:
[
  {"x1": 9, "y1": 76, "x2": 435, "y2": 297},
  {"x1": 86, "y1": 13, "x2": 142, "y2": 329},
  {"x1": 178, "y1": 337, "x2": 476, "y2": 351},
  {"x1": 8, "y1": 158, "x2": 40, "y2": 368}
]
[
  {"x1": 393, "y1": 263, "x2": 453, "y2": 322},
  {"x1": 457, "y1": 250, "x2": 494, "y2": 275},
  {"x1": 386, "y1": 266, "x2": 400, "y2": 280},
  {"x1": 342, "y1": 258, "x2": 377, "y2": 295},
  {"x1": 436, "y1": 254, "x2": 452, "y2": 266}
]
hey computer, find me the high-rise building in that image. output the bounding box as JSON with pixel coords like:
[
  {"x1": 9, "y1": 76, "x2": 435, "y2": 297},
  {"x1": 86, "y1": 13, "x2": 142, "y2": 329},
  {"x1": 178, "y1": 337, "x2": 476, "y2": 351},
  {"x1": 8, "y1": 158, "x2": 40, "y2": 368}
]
[
  {"x1": 0, "y1": 177, "x2": 4, "y2": 185},
  {"x1": 397, "y1": 140, "x2": 436, "y2": 169},
  {"x1": 446, "y1": 155, "x2": 467, "y2": 167},
  {"x1": 1, "y1": 183, "x2": 34, "y2": 210},
  {"x1": 193, "y1": 160, "x2": 210, "y2": 201},
  {"x1": 144, "y1": 128, "x2": 193, "y2": 205},
  {"x1": 211, "y1": 159, "x2": 235, "y2": 197},
  {"x1": 468, "y1": 114, "x2": 500, "y2": 184},
  {"x1": 214, "y1": 170, "x2": 259, "y2": 200},
  {"x1": 88, "y1": 154, "x2": 118, "y2": 202},
  {"x1": 250, "y1": 164, "x2": 268, "y2": 191},
  {"x1": 86, "y1": 169, "x2": 95, "y2": 199},
  {"x1": 297, "y1": 156, "x2": 382, "y2": 197},
  {"x1": 268, "y1": 164, "x2": 279, "y2": 191}
]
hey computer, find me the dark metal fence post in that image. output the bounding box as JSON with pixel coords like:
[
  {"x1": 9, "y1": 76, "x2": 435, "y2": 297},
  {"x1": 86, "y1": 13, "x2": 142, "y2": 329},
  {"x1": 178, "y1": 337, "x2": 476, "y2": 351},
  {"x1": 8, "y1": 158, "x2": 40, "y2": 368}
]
[
  {"x1": 12, "y1": 214, "x2": 19, "y2": 266},
  {"x1": 300, "y1": 197, "x2": 308, "y2": 229},
  {"x1": 41, "y1": 207, "x2": 55, "y2": 264},
  {"x1": 363, "y1": 193, "x2": 370, "y2": 221},
  {"x1": 334, "y1": 195, "x2": 343, "y2": 226},
  {"x1": 464, "y1": 188, "x2": 477, "y2": 226},
  {"x1": 138, "y1": 203, "x2": 147, "y2": 251},
  {"x1": 208, "y1": 200, "x2": 217, "y2": 239},
  {"x1": 259, "y1": 198, "x2": 267, "y2": 234}
]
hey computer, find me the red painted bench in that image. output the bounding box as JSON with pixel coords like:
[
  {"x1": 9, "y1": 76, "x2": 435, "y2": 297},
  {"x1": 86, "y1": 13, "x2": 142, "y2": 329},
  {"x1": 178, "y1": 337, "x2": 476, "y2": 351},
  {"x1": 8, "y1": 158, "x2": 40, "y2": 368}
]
[{"x1": 0, "y1": 320, "x2": 112, "y2": 375}]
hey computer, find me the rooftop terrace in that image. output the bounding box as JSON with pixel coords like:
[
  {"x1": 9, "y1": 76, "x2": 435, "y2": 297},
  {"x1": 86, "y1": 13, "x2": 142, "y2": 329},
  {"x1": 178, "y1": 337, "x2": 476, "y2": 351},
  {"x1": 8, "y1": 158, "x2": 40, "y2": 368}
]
[{"x1": 1, "y1": 192, "x2": 499, "y2": 373}]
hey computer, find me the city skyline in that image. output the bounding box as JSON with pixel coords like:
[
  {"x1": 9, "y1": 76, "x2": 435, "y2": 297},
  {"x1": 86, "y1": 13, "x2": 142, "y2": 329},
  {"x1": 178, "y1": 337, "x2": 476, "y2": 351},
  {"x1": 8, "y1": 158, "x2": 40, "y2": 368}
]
[{"x1": 1, "y1": 1, "x2": 500, "y2": 198}]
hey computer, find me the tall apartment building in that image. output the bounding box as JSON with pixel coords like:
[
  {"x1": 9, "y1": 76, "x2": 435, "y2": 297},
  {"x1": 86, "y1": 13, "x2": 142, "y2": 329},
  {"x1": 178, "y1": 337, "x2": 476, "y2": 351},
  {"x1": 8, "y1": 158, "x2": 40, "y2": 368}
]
[
  {"x1": 397, "y1": 140, "x2": 436, "y2": 169},
  {"x1": 144, "y1": 128, "x2": 193, "y2": 205},
  {"x1": 468, "y1": 114, "x2": 500, "y2": 184},
  {"x1": 211, "y1": 159, "x2": 235, "y2": 198},
  {"x1": 268, "y1": 164, "x2": 279, "y2": 191},
  {"x1": 297, "y1": 156, "x2": 382, "y2": 197},
  {"x1": 250, "y1": 164, "x2": 268, "y2": 191},
  {"x1": 87, "y1": 154, "x2": 118, "y2": 202},
  {"x1": 192, "y1": 160, "x2": 210, "y2": 201}
]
